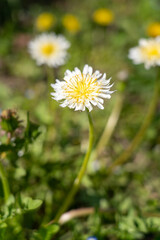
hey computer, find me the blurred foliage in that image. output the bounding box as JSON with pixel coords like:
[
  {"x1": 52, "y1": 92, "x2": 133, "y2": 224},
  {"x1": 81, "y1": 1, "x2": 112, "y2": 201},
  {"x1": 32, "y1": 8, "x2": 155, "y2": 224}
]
[{"x1": 0, "y1": 0, "x2": 160, "y2": 239}]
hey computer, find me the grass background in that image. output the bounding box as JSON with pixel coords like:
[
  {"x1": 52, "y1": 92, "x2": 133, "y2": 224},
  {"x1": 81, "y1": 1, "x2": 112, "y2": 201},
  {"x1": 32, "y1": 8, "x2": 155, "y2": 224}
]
[{"x1": 0, "y1": 0, "x2": 160, "y2": 239}]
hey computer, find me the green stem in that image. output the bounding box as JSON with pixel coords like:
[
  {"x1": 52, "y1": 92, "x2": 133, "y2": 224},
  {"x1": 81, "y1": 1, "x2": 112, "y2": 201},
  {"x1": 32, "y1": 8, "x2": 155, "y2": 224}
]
[
  {"x1": 53, "y1": 110, "x2": 94, "y2": 223},
  {"x1": 46, "y1": 67, "x2": 54, "y2": 104},
  {"x1": 0, "y1": 159, "x2": 10, "y2": 202},
  {"x1": 88, "y1": 93, "x2": 124, "y2": 170},
  {"x1": 108, "y1": 69, "x2": 160, "y2": 173},
  {"x1": 96, "y1": 93, "x2": 124, "y2": 156}
]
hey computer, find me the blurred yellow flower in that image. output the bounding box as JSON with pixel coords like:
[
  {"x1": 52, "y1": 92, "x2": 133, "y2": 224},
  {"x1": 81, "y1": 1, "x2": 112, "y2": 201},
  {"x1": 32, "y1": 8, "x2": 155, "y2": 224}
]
[
  {"x1": 62, "y1": 14, "x2": 81, "y2": 33},
  {"x1": 35, "y1": 13, "x2": 56, "y2": 31},
  {"x1": 93, "y1": 8, "x2": 114, "y2": 26},
  {"x1": 147, "y1": 22, "x2": 160, "y2": 37}
]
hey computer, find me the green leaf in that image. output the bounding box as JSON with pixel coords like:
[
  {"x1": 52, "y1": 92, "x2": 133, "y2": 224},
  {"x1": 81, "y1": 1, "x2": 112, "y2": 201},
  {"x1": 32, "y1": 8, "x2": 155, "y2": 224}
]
[
  {"x1": 0, "y1": 195, "x2": 43, "y2": 226},
  {"x1": 14, "y1": 167, "x2": 26, "y2": 179},
  {"x1": 0, "y1": 144, "x2": 13, "y2": 153},
  {"x1": 23, "y1": 197, "x2": 42, "y2": 211},
  {"x1": 0, "y1": 223, "x2": 7, "y2": 240},
  {"x1": 146, "y1": 217, "x2": 160, "y2": 231},
  {"x1": 24, "y1": 112, "x2": 41, "y2": 145},
  {"x1": 34, "y1": 224, "x2": 60, "y2": 240},
  {"x1": 0, "y1": 110, "x2": 20, "y2": 133}
]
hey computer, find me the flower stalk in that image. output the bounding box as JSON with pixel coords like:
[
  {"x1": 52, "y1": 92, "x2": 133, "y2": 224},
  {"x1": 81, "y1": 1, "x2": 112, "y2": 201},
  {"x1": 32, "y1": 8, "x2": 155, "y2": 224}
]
[
  {"x1": 96, "y1": 93, "x2": 124, "y2": 155},
  {"x1": 45, "y1": 66, "x2": 56, "y2": 112},
  {"x1": 108, "y1": 68, "x2": 160, "y2": 173},
  {"x1": 53, "y1": 110, "x2": 94, "y2": 223},
  {"x1": 0, "y1": 159, "x2": 10, "y2": 203},
  {"x1": 88, "y1": 92, "x2": 124, "y2": 170}
]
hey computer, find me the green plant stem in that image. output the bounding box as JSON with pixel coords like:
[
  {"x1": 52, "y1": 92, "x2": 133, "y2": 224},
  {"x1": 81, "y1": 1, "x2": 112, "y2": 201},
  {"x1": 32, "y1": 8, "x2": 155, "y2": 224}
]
[
  {"x1": 108, "y1": 70, "x2": 160, "y2": 174},
  {"x1": 0, "y1": 159, "x2": 10, "y2": 202},
  {"x1": 88, "y1": 93, "x2": 124, "y2": 171},
  {"x1": 53, "y1": 110, "x2": 94, "y2": 223},
  {"x1": 46, "y1": 66, "x2": 54, "y2": 104},
  {"x1": 96, "y1": 93, "x2": 124, "y2": 156}
]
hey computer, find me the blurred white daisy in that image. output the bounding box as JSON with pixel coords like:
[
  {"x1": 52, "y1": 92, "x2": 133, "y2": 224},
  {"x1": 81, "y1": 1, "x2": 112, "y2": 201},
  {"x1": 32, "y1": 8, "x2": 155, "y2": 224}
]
[
  {"x1": 51, "y1": 64, "x2": 114, "y2": 112},
  {"x1": 128, "y1": 37, "x2": 160, "y2": 69},
  {"x1": 28, "y1": 33, "x2": 70, "y2": 67}
]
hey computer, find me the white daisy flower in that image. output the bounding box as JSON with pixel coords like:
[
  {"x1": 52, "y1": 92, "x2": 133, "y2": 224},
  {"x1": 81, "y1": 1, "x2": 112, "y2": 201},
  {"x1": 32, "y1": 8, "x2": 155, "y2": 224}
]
[
  {"x1": 51, "y1": 64, "x2": 114, "y2": 112},
  {"x1": 28, "y1": 33, "x2": 70, "y2": 67},
  {"x1": 128, "y1": 37, "x2": 160, "y2": 69}
]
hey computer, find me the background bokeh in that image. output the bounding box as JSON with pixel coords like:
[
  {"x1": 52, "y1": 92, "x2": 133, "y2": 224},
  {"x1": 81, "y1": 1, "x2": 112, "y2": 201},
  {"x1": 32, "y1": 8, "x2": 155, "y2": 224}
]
[{"x1": 0, "y1": 0, "x2": 160, "y2": 239}]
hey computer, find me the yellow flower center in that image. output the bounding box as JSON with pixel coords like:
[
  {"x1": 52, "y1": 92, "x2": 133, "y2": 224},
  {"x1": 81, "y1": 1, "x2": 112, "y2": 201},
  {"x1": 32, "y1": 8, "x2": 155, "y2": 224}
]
[
  {"x1": 148, "y1": 48, "x2": 159, "y2": 56},
  {"x1": 142, "y1": 45, "x2": 160, "y2": 59},
  {"x1": 64, "y1": 74, "x2": 99, "y2": 103},
  {"x1": 41, "y1": 43, "x2": 55, "y2": 56},
  {"x1": 93, "y1": 8, "x2": 114, "y2": 26}
]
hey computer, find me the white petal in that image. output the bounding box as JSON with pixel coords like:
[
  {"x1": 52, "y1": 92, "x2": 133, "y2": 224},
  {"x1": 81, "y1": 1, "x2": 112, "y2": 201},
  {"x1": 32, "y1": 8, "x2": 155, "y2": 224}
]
[
  {"x1": 83, "y1": 64, "x2": 89, "y2": 74},
  {"x1": 94, "y1": 97, "x2": 104, "y2": 104},
  {"x1": 90, "y1": 99, "x2": 98, "y2": 106},
  {"x1": 98, "y1": 93, "x2": 111, "y2": 98},
  {"x1": 85, "y1": 101, "x2": 93, "y2": 112},
  {"x1": 60, "y1": 101, "x2": 68, "y2": 107},
  {"x1": 97, "y1": 102, "x2": 104, "y2": 110},
  {"x1": 88, "y1": 66, "x2": 93, "y2": 75},
  {"x1": 74, "y1": 67, "x2": 81, "y2": 75},
  {"x1": 75, "y1": 103, "x2": 83, "y2": 111}
]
